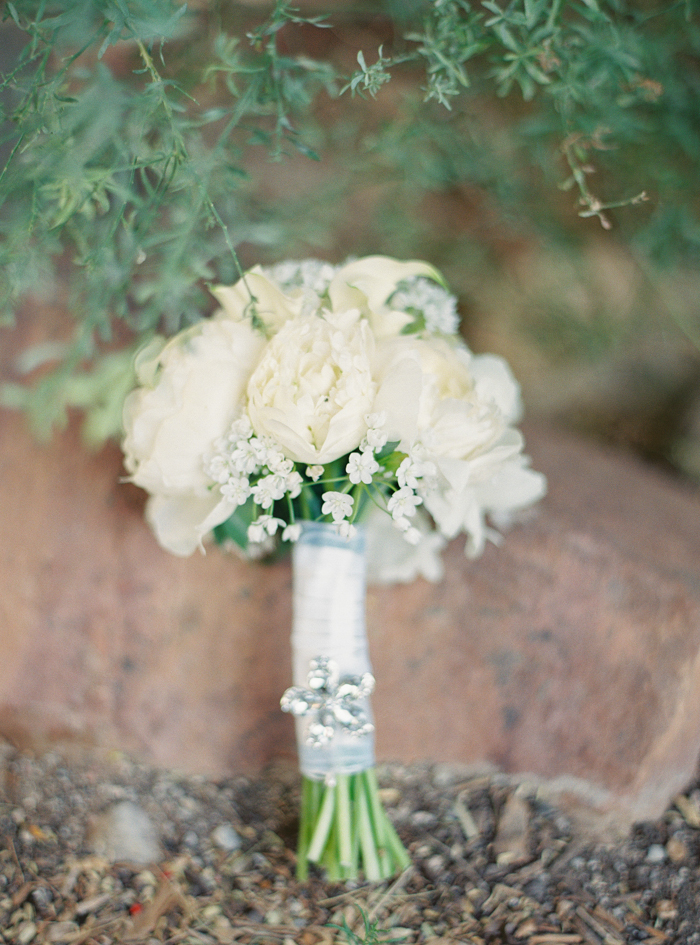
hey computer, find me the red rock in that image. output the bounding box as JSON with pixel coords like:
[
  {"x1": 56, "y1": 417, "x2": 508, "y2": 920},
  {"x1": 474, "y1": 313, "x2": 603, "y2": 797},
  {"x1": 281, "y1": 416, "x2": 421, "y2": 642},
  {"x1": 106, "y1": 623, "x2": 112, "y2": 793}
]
[
  {"x1": 370, "y1": 427, "x2": 700, "y2": 834},
  {"x1": 2, "y1": 321, "x2": 700, "y2": 835}
]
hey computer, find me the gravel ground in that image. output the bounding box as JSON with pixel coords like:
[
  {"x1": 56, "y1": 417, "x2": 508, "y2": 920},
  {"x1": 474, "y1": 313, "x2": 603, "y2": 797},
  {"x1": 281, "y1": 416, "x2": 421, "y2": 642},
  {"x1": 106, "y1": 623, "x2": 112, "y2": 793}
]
[{"x1": 1, "y1": 746, "x2": 699, "y2": 944}]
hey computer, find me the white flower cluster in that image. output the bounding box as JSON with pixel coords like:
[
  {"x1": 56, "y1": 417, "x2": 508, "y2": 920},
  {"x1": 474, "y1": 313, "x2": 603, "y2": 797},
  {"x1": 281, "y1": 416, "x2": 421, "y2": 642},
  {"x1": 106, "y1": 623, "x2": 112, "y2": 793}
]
[
  {"x1": 263, "y1": 259, "x2": 336, "y2": 296},
  {"x1": 122, "y1": 255, "x2": 547, "y2": 581},
  {"x1": 204, "y1": 415, "x2": 304, "y2": 544},
  {"x1": 390, "y1": 277, "x2": 459, "y2": 335},
  {"x1": 201, "y1": 408, "x2": 436, "y2": 549},
  {"x1": 262, "y1": 259, "x2": 337, "y2": 319}
]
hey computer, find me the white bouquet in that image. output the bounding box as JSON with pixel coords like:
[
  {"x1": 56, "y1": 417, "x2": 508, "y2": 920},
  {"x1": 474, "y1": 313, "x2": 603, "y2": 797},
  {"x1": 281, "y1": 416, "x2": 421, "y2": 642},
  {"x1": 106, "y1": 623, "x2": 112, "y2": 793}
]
[{"x1": 122, "y1": 255, "x2": 546, "y2": 880}]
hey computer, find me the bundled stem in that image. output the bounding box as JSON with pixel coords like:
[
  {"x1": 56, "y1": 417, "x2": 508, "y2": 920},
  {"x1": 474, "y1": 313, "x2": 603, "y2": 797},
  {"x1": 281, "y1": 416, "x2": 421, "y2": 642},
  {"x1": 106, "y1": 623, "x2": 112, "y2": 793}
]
[{"x1": 296, "y1": 770, "x2": 410, "y2": 883}]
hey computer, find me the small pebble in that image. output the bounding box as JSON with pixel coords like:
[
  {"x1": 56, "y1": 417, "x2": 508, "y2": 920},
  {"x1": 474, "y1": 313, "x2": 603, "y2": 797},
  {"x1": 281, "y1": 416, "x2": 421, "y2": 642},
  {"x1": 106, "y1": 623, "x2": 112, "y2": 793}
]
[
  {"x1": 493, "y1": 793, "x2": 530, "y2": 862},
  {"x1": 646, "y1": 843, "x2": 667, "y2": 863},
  {"x1": 211, "y1": 823, "x2": 242, "y2": 852},
  {"x1": 89, "y1": 801, "x2": 160, "y2": 865},
  {"x1": 666, "y1": 836, "x2": 688, "y2": 863},
  {"x1": 424, "y1": 854, "x2": 445, "y2": 878},
  {"x1": 377, "y1": 787, "x2": 401, "y2": 805},
  {"x1": 183, "y1": 830, "x2": 199, "y2": 849},
  {"x1": 411, "y1": 810, "x2": 437, "y2": 826},
  {"x1": 30, "y1": 887, "x2": 53, "y2": 912},
  {"x1": 656, "y1": 899, "x2": 678, "y2": 920}
]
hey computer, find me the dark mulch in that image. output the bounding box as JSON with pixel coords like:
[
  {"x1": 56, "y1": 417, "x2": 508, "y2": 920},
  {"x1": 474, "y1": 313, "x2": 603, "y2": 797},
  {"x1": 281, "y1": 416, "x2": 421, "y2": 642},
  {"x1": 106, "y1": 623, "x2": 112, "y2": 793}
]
[{"x1": 1, "y1": 746, "x2": 698, "y2": 944}]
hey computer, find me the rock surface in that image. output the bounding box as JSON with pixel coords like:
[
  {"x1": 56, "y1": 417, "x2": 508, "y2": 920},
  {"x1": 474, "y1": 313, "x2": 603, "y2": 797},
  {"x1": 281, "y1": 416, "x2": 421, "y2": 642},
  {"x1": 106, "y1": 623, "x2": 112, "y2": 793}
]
[{"x1": 2, "y1": 333, "x2": 700, "y2": 836}]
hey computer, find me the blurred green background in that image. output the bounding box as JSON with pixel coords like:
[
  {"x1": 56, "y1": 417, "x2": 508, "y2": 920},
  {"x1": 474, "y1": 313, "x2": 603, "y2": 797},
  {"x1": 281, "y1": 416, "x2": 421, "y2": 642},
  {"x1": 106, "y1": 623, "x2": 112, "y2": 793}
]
[{"x1": 1, "y1": 0, "x2": 699, "y2": 479}]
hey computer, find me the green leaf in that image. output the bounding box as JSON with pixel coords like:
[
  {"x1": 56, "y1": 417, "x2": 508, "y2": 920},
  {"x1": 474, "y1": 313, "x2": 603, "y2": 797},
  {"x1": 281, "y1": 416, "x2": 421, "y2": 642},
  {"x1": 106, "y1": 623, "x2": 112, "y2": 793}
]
[
  {"x1": 213, "y1": 500, "x2": 256, "y2": 551},
  {"x1": 6, "y1": 3, "x2": 21, "y2": 27}
]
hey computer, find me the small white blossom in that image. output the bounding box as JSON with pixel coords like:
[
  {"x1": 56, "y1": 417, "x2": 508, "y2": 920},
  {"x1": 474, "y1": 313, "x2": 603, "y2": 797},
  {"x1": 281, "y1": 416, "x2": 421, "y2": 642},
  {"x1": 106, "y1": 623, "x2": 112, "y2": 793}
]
[
  {"x1": 362, "y1": 411, "x2": 388, "y2": 452},
  {"x1": 408, "y1": 440, "x2": 430, "y2": 462},
  {"x1": 248, "y1": 515, "x2": 284, "y2": 543},
  {"x1": 250, "y1": 436, "x2": 272, "y2": 463},
  {"x1": 229, "y1": 416, "x2": 254, "y2": 440},
  {"x1": 362, "y1": 428, "x2": 388, "y2": 452},
  {"x1": 387, "y1": 487, "x2": 423, "y2": 520},
  {"x1": 365, "y1": 411, "x2": 387, "y2": 429},
  {"x1": 337, "y1": 521, "x2": 357, "y2": 539},
  {"x1": 392, "y1": 513, "x2": 423, "y2": 544},
  {"x1": 250, "y1": 483, "x2": 274, "y2": 509},
  {"x1": 264, "y1": 259, "x2": 337, "y2": 296},
  {"x1": 266, "y1": 452, "x2": 294, "y2": 475},
  {"x1": 230, "y1": 441, "x2": 263, "y2": 476},
  {"x1": 220, "y1": 476, "x2": 251, "y2": 506},
  {"x1": 397, "y1": 456, "x2": 436, "y2": 490},
  {"x1": 306, "y1": 465, "x2": 325, "y2": 482},
  {"x1": 282, "y1": 522, "x2": 303, "y2": 542},
  {"x1": 285, "y1": 470, "x2": 304, "y2": 499},
  {"x1": 247, "y1": 520, "x2": 267, "y2": 543},
  {"x1": 346, "y1": 450, "x2": 380, "y2": 485},
  {"x1": 396, "y1": 457, "x2": 419, "y2": 490},
  {"x1": 252, "y1": 474, "x2": 287, "y2": 509},
  {"x1": 402, "y1": 526, "x2": 422, "y2": 545},
  {"x1": 269, "y1": 473, "x2": 293, "y2": 499},
  {"x1": 205, "y1": 452, "x2": 233, "y2": 485},
  {"x1": 321, "y1": 491, "x2": 354, "y2": 523}
]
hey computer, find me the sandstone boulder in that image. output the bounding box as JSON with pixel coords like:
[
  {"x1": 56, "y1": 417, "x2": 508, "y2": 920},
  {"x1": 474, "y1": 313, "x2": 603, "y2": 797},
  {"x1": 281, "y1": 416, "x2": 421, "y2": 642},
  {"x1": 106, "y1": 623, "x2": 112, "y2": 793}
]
[{"x1": 2, "y1": 337, "x2": 700, "y2": 835}]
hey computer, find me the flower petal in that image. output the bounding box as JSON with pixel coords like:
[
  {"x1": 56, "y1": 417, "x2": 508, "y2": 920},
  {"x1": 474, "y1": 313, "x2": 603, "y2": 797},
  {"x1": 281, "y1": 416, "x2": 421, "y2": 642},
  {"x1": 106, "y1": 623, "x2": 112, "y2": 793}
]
[{"x1": 145, "y1": 493, "x2": 235, "y2": 556}]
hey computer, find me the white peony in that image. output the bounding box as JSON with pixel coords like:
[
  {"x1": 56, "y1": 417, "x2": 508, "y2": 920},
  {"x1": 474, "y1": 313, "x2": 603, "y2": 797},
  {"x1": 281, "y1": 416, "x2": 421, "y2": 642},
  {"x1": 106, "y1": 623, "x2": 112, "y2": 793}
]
[
  {"x1": 246, "y1": 307, "x2": 377, "y2": 465},
  {"x1": 122, "y1": 313, "x2": 265, "y2": 555}
]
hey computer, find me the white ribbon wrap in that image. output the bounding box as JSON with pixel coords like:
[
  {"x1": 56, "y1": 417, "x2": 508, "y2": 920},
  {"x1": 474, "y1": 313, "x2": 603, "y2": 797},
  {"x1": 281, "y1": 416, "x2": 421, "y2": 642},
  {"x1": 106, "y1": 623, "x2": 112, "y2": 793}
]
[{"x1": 289, "y1": 521, "x2": 375, "y2": 781}]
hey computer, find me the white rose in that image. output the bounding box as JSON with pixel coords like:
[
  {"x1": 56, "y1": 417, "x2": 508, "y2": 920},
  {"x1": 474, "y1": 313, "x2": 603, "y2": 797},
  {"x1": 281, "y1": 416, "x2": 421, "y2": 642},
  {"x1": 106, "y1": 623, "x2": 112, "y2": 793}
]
[
  {"x1": 122, "y1": 313, "x2": 265, "y2": 555},
  {"x1": 422, "y1": 451, "x2": 546, "y2": 558},
  {"x1": 328, "y1": 256, "x2": 447, "y2": 339},
  {"x1": 372, "y1": 334, "x2": 476, "y2": 447},
  {"x1": 246, "y1": 308, "x2": 376, "y2": 465},
  {"x1": 364, "y1": 506, "x2": 447, "y2": 584},
  {"x1": 372, "y1": 333, "x2": 545, "y2": 555},
  {"x1": 211, "y1": 267, "x2": 303, "y2": 333},
  {"x1": 469, "y1": 353, "x2": 523, "y2": 424}
]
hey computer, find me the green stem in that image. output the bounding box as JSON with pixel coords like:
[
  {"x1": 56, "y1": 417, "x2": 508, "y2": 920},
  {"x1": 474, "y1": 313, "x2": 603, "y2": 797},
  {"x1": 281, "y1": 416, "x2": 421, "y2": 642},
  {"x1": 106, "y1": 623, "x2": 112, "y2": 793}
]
[
  {"x1": 322, "y1": 813, "x2": 341, "y2": 881},
  {"x1": 296, "y1": 770, "x2": 410, "y2": 881},
  {"x1": 307, "y1": 781, "x2": 336, "y2": 863},
  {"x1": 296, "y1": 776, "x2": 316, "y2": 881},
  {"x1": 299, "y1": 485, "x2": 313, "y2": 521},
  {"x1": 365, "y1": 768, "x2": 411, "y2": 872},
  {"x1": 362, "y1": 769, "x2": 389, "y2": 876},
  {"x1": 357, "y1": 783, "x2": 382, "y2": 882},
  {"x1": 336, "y1": 774, "x2": 352, "y2": 868}
]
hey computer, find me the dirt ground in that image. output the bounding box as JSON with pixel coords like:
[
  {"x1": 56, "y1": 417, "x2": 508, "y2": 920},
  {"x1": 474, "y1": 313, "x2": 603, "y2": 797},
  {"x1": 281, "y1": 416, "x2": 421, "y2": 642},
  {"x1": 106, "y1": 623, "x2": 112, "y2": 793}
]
[{"x1": 1, "y1": 746, "x2": 698, "y2": 944}]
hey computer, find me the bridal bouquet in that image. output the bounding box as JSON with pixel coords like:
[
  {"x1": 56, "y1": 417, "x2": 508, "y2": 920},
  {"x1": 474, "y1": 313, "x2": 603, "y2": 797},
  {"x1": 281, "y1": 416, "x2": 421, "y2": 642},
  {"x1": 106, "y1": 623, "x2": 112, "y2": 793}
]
[{"x1": 122, "y1": 255, "x2": 546, "y2": 881}]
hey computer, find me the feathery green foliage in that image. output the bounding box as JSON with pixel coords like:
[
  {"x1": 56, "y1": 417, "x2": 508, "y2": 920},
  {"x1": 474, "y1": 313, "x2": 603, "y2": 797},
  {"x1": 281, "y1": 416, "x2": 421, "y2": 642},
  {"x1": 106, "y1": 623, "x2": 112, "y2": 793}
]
[
  {"x1": 0, "y1": 1, "x2": 338, "y2": 436},
  {"x1": 1, "y1": 0, "x2": 698, "y2": 440}
]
